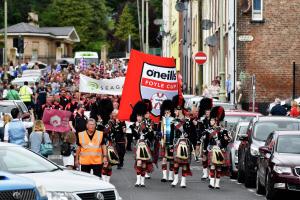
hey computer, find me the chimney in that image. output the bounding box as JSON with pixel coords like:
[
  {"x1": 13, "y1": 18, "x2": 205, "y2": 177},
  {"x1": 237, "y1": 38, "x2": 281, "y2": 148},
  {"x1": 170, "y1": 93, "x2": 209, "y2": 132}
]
[{"x1": 28, "y1": 12, "x2": 39, "y2": 27}]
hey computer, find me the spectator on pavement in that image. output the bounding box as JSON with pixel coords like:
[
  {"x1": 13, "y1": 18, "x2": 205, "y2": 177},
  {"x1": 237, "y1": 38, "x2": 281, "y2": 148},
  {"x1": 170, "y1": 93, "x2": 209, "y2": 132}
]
[
  {"x1": 208, "y1": 80, "x2": 220, "y2": 100},
  {"x1": 29, "y1": 120, "x2": 51, "y2": 155},
  {"x1": 75, "y1": 118, "x2": 108, "y2": 177},
  {"x1": 289, "y1": 100, "x2": 300, "y2": 118},
  {"x1": 62, "y1": 131, "x2": 77, "y2": 169},
  {"x1": 270, "y1": 98, "x2": 287, "y2": 116},
  {"x1": 0, "y1": 114, "x2": 11, "y2": 142},
  {"x1": 236, "y1": 81, "x2": 244, "y2": 110},
  {"x1": 4, "y1": 108, "x2": 34, "y2": 146}
]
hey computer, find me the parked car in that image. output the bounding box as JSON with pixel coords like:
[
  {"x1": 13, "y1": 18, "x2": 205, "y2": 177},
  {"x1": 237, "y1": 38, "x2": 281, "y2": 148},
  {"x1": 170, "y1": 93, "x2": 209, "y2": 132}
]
[
  {"x1": 228, "y1": 121, "x2": 249, "y2": 178},
  {"x1": 0, "y1": 171, "x2": 47, "y2": 200},
  {"x1": 224, "y1": 110, "x2": 262, "y2": 131},
  {"x1": 0, "y1": 142, "x2": 122, "y2": 200},
  {"x1": 185, "y1": 95, "x2": 236, "y2": 111},
  {"x1": 0, "y1": 100, "x2": 28, "y2": 116},
  {"x1": 256, "y1": 131, "x2": 300, "y2": 199},
  {"x1": 237, "y1": 116, "x2": 300, "y2": 187}
]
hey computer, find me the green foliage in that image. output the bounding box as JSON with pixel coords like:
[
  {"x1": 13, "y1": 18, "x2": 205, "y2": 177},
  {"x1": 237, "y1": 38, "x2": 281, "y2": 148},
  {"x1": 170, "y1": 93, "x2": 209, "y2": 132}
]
[{"x1": 114, "y1": 3, "x2": 138, "y2": 43}]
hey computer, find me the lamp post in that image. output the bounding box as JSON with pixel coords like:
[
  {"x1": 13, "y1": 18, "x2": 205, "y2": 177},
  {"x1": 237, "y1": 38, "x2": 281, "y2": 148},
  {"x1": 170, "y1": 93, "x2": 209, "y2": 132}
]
[
  {"x1": 4, "y1": 0, "x2": 8, "y2": 65},
  {"x1": 145, "y1": 0, "x2": 149, "y2": 53},
  {"x1": 219, "y1": 0, "x2": 226, "y2": 102}
]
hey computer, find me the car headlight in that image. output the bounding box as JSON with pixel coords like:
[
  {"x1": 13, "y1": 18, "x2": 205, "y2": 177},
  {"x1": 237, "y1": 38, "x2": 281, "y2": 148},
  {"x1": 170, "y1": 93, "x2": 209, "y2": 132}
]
[
  {"x1": 36, "y1": 184, "x2": 47, "y2": 198},
  {"x1": 250, "y1": 146, "x2": 259, "y2": 156},
  {"x1": 47, "y1": 192, "x2": 76, "y2": 200},
  {"x1": 274, "y1": 166, "x2": 292, "y2": 174}
]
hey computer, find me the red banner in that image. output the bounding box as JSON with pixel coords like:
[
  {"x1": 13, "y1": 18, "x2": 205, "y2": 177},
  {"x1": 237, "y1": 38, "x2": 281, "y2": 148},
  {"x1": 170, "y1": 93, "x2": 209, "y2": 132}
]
[
  {"x1": 118, "y1": 49, "x2": 178, "y2": 123},
  {"x1": 42, "y1": 109, "x2": 72, "y2": 133}
]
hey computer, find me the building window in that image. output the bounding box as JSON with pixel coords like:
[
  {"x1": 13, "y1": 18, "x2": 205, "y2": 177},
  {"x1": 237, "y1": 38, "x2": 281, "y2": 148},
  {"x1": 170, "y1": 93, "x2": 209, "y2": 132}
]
[
  {"x1": 252, "y1": 0, "x2": 263, "y2": 21},
  {"x1": 32, "y1": 49, "x2": 38, "y2": 61}
]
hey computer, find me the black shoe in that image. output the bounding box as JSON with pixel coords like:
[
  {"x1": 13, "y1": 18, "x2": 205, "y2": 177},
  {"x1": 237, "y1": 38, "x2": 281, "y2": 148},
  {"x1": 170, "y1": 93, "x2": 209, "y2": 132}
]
[
  {"x1": 117, "y1": 166, "x2": 122, "y2": 170},
  {"x1": 208, "y1": 185, "x2": 214, "y2": 189},
  {"x1": 215, "y1": 187, "x2": 220, "y2": 189},
  {"x1": 140, "y1": 184, "x2": 145, "y2": 187},
  {"x1": 135, "y1": 184, "x2": 140, "y2": 187},
  {"x1": 145, "y1": 176, "x2": 151, "y2": 179},
  {"x1": 201, "y1": 177, "x2": 208, "y2": 181},
  {"x1": 161, "y1": 178, "x2": 167, "y2": 182},
  {"x1": 168, "y1": 179, "x2": 173, "y2": 182},
  {"x1": 181, "y1": 186, "x2": 186, "y2": 188},
  {"x1": 171, "y1": 185, "x2": 175, "y2": 188}
]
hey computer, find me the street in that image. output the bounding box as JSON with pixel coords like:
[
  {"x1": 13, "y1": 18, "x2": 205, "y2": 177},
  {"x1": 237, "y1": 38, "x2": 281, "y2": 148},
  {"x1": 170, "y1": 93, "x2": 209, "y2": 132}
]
[{"x1": 51, "y1": 151, "x2": 264, "y2": 200}]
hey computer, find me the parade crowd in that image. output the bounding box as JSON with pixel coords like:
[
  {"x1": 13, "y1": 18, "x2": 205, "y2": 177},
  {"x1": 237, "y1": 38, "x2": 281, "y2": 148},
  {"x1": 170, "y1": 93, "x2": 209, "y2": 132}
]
[{"x1": 2, "y1": 59, "x2": 300, "y2": 191}]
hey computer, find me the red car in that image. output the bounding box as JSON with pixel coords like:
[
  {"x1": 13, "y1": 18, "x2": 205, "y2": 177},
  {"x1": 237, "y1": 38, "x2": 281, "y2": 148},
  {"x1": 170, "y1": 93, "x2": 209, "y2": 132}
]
[{"x1": 257, "y1": 131, "x2": 300, "y2": 199}]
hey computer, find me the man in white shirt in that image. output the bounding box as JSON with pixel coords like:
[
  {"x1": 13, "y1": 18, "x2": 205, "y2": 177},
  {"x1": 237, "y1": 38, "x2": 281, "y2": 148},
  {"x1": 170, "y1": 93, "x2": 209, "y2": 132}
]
[{"x1": 4, "y1": 108, "x2": 34, "y2": 147}]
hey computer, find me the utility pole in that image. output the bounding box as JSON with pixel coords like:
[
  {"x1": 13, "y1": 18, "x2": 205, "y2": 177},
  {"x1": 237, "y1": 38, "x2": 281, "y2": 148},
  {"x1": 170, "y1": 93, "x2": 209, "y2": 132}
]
[
  {"x1": 4, "y1": 0, "x2": 8, "y2": 65},
  {"x1": 141, "y1": 0, "x2": 145, "y2": 52},
  {"x1": 137, "y1": 0, "x2": 142, "y2": 51},
  {"x1": 219, "y1": 0, "x2": 226, "y2": 102},
  {"x1": 145, "y1": 0, "x2": 149, "y2": 53}
]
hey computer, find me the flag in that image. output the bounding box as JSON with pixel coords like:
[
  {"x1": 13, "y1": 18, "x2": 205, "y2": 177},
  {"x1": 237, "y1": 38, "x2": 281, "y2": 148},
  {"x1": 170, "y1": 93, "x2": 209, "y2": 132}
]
[
  {"x1": 42, "y1": 109, "x2": 72, "y2": 133},
  {"x1": 118, "y1": 49, "x2": 178, "y2": 123},
  {"x1": 79, "y1": 74, "x2": 125, "y2": 95}
]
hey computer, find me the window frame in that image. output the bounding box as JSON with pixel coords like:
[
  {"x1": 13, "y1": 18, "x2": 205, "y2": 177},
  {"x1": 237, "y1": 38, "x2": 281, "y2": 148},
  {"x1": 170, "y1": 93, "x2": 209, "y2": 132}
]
[{"x1": 252, "y1": 0, "x2": 264, "y2": 22}]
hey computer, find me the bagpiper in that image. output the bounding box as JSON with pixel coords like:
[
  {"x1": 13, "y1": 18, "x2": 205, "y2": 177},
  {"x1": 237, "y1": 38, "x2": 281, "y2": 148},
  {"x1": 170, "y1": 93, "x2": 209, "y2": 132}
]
[
  {"x1": 197, "y1": 98, "x2": 213, "y2": 180},
  {"x1": 171, "y1": 95, "x2": 192, "y2": 188},
  {"x1": 160, "y1": 99, "x2": 175, "y2": 183},
  {"x1": 130, "y1": 101, "x2": 154, "y2": 187},
  {"x1": 95, "y1": 98, "x2": 118, "y2": 183},
  {"x1": 142, "y1": 99, "x2": 156, "y2": 179},
  {"x1": 204, "y1": 106, "x2": 231, "y2": 189}
]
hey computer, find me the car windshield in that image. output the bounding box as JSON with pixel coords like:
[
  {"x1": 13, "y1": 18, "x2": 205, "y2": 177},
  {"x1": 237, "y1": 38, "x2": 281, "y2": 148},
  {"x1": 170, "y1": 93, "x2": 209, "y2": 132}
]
[
  {"x1": 236, "y1": 126, "x2": 248, "y2": 140},
  {"x1": 276, "y1": 135, "x2": 300, "y2": 154},
  {"x1": 0, "y1": 146, "x2": 59, "y2": 174},
  {"x1": 224, "y1": 116, "x2": 255, "y2": 130},
  {"x1": 254, "y1": 121, "x2": 300, "y2": 141}
]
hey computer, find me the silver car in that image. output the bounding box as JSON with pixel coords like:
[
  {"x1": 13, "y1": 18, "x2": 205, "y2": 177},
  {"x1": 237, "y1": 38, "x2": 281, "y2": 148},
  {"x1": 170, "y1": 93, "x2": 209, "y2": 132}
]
[
  {"x1": 229, "y1": 121, "x2": 249, "y2": 178},
  {"x1": 0, "y1": 142, "x2": 122, "y2": 200}
]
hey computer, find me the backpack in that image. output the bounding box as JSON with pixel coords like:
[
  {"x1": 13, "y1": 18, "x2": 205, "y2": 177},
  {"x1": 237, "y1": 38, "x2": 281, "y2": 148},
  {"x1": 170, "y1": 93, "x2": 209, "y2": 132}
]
[{"x1": 61, "y1": 142, "x2": 72, "y2": 156}]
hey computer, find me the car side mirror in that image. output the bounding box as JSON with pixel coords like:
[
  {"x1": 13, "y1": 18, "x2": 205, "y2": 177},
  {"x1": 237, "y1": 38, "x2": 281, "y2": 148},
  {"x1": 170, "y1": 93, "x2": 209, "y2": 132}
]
[
  {"x1": 239, "y1": 135, "x2": 248, "y2": 141},
  {"x1": 259, "y1": 146, "x2": 271, "y2": 154}
]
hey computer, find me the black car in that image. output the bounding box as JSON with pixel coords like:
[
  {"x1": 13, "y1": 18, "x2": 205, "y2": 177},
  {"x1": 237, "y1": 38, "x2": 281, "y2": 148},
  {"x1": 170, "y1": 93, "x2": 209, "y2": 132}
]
[
  {"x1": 237, "y1": 116, "x2": 300, "y2": 187},
  {"x1": 256, "y1": 131, "x2": 300, "y2": 200}
]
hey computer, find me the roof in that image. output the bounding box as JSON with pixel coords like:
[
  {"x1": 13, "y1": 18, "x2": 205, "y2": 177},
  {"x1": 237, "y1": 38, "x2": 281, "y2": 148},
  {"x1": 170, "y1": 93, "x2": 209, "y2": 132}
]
[
  {"x1": 225, "y1": 110, "x2": 262, "y2": 116},
  {"x1": 274, "y1": 131, "x2": 300, "y2": 136},
  {"x1": 256, "y1": 116, "x2": 300, "y2": 122},
  {"x1": 0, "y1": 22, "x2": 80, "y2": 42}
]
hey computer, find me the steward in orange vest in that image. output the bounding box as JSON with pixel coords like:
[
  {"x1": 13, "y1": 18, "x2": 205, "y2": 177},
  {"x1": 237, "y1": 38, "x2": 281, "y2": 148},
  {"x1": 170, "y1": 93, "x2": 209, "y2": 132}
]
[{"x1": 75, "y1": 119, "x2": 108, "y2": 177}]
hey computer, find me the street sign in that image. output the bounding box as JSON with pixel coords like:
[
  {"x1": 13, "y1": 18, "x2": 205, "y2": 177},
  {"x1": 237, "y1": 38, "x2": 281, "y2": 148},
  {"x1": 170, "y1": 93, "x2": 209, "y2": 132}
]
[
  {"x1": 238, "y1": 35, "x2": 254, "y2": 42},
  {"x1": 194, "y1": 52, "x2": 207, "y2": 65}
]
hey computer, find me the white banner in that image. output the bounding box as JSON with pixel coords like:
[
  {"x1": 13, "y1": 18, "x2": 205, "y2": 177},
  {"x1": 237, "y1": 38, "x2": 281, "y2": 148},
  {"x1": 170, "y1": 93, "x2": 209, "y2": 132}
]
[{"x1": 79, "y1": 74, "x2": 125, "y2": 95}]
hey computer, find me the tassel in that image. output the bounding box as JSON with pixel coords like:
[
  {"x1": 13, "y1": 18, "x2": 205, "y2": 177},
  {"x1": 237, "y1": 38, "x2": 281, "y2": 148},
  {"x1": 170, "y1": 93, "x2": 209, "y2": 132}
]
[
  {"x1": 180, "y1": 146, "x2": 184, "y2": 157},
  {"x1": 143, "y1": 148, "x2": 149, "y2": 159},
  {"x1": 140, "y1": 147, "x2": 144, "y2": 158},
  {"x1": 218, "y1": 152, "x2": 224, "y2": 161},
  {"x1": 184, "y1": 147, "x2": 188, "y2": 158}
]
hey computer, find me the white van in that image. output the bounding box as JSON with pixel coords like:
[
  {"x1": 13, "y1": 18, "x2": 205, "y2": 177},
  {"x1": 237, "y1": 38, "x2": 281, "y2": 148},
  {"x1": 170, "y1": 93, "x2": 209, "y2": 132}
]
[{"x1": 74, "y1": 51, "x2": 99, "y2": 66}]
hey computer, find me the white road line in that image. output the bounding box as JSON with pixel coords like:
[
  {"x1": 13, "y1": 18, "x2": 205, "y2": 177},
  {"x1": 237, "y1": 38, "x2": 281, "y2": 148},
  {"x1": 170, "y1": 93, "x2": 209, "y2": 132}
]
[{"x1": 247, "y1": 189, "x2": 255, "y2": 193}]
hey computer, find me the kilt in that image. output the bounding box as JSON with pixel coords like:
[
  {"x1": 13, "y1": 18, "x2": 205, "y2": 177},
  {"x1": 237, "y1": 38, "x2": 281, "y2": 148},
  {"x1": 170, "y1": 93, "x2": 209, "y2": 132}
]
[{"x1": 208, "y1": 150, "x2": 230, "y2": 167}]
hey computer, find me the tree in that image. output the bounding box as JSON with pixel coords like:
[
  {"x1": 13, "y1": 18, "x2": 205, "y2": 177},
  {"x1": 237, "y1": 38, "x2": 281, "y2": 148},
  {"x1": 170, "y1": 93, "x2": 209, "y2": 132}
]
[{"x1": 114, "y1": 3, "x2": 138, "y2": 50}]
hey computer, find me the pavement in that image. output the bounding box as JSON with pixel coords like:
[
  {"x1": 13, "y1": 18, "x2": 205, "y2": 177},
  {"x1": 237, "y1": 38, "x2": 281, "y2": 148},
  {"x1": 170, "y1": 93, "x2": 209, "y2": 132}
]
[{"x1": 50, "y1": 150, "x2": 266, "y2": 200}]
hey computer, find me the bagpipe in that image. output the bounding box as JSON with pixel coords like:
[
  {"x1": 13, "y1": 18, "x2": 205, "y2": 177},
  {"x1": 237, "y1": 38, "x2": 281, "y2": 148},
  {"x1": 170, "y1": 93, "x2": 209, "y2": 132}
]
[{"x1": 105, "y1": 120, "x2": 120, "y2": 165}]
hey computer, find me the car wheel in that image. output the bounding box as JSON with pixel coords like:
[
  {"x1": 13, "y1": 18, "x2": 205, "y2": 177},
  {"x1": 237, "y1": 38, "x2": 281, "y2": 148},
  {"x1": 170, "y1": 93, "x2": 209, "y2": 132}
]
[
  {"x1": 244, "y1": 165, "x2": 256, "y2": 188},
  {"x1": 266, "y1": 172, "x2": 277, "y2": 200},
  {"x1": 256, "y1": 172, "x2": 265, "y2": 195},
  {"x1": 237, "y1": 162, "x2": 245, "y2": 183},
  {"x1": 230, "y1": 155, "x2": 237, "y2": 179}
]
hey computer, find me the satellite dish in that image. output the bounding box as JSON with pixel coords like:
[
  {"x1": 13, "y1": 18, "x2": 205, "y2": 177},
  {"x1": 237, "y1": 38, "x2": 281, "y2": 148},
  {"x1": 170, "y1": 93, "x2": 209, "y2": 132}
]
[
  {"x1": 175, "y1": 2, "x2": 186, "y2": 12},
  {"x1": 205, "y1": 35, "x2": 217, "y2": 47}
]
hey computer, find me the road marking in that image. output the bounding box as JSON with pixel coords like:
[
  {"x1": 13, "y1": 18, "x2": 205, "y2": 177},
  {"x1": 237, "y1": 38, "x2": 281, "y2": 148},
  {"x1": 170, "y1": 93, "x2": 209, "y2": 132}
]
[{"x1": 247, "y1": 189, "x2": 255, "y2": 193}]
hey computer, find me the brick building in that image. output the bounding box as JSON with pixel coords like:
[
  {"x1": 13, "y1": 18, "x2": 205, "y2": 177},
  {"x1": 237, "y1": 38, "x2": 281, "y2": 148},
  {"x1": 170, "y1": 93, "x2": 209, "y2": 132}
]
[{"x1": 237, "y1": 0, "x2": 300, "y2": 113}]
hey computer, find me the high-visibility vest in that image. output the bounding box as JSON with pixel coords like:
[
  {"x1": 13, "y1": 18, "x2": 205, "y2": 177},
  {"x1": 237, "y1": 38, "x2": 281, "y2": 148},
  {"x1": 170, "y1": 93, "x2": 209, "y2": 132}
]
[
  {"x1": 79, "y1": 130, "x2": 103, "y2": 165},
  {"x1": 19, "y1": 86, "x2": 31, "y2": 102}
]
